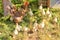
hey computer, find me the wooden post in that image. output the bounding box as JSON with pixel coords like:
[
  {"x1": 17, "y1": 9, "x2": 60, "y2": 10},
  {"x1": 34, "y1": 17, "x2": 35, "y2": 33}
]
[
  {"x1": 38, "y1": 0, "x2": 42, "y2": 5},
  {"x1": 47, "y1": 0, "x2": 50, "y2": 7},
  {"x1": 38, "y1": 0, "x2": 50, "y2": 7},
  {"x1": 2, "y1": 0, "x2": 11, "y2": 16}
]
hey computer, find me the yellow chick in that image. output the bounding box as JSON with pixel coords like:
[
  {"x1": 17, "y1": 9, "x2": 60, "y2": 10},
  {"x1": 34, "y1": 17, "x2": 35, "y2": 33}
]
[
  {"x1": 53, "y1": 17, "x2": 58, "y2": 23},
  {"x1": 42, "y1": 9, "x2": 45, "y2": 15},
  {"x1": 10, "y1": 17, "x2": 13, "y2": 21},
  {"x1": 29, "y1": 8, "x2": 33, "y2": 16},
  {"x1": 0, "y1": 32, "x2": 2, "y2": 35},
  {"x1": 46, "y1": 8, "x2": 50, "y2": 15},
  {"x1": 33, "y1": 21, "x2": 38, "y2": 32},
  {"x1": 40, "y1": 19, "x2": 46, "y2": 28},
  {"x1": 16, "y1": 25, "x2": 22, "y2": 31},
  {"x1": 24, "y1": 27, "x2": 29, "y2": 32},
  {"x1": 14, "y1": 29, "x2": 18, "y2": 35},
  {"x1": 46, "y1": 8, "x2": 52, "y2": 18},
  {"x1": 39, "y1": 4, "x2": 43, "y2": 10}
]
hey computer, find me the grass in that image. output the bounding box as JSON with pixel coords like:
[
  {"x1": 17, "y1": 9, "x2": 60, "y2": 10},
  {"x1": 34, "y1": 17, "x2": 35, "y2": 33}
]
[{"x1": 0, "y1": 8, "x2": 60, "y2": 40}]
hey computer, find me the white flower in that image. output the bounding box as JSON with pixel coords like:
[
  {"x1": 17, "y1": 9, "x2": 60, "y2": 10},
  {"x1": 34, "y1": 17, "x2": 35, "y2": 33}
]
[
  {"x1": 14, "y1": 29, "x2": 18, "y2": 35},
  {"x1": 39, "y1": 4, "x2": 43, "y2": 10},
  {"x1": 29, "y1": 8, "x2": 33, "y2": 16},
  {"x1": 54, "y1": 17, "x2": 58, "y2": 22},
  {"x1": 42, "y1": 9, "x2": 45, "y2": 15}
]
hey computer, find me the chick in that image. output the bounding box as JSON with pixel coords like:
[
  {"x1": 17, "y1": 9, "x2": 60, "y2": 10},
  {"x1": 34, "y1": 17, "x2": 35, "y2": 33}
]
[
  {"x1": 10, "y1": 17, "x2": 13, "y2": 21},
  {"x1": 39, "y1": 19, "x2": 46, "y2": 28},
  {"x1": 46, "y1": 8, "x2": 52, "y2": 21},
  {"x1": 49, "y1": 13, "x2": 52, "y2": 18},
  {"x1": 16, "y1": 25, "x2": 22, "y2": 31},
  {"x1": 42, "y1": 9, "x2": 45, "y2": 15},
  {"x1": 0, "y1": 32, "x2": 2, "y2": 35},
  {"x1": 23, "y1": 27, "x2": 29, "y2": 32},
  {"x1": 29, "y1": 8, "x2": 33, "y2": 16},
  {"x1": 46, "y1": 8, "x2": 50, "y2": 15},
  {"x1": 39, "y1": 4, "x2": 43, "y2": 10},
  {"x1": 33, "y1": 21, "x2": 38, "y2": 32},
  {"x1": 53, "y1": 17, "x2": 58, "y2": 23},
  {"x1": 14, "y1": 29, "x2": 18, "y2": 35},
  {"x1": 40, "y1": 21, "x2": 45, "y2": 28},
  {"x1": 51, "y1": 17, "x2": 58, "y2": 27}
]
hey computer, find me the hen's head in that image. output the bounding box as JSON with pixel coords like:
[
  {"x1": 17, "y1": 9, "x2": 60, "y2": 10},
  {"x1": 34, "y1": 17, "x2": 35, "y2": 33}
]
[{"x1": 23, "y1": 1, "x2": 29, "y2": 7}]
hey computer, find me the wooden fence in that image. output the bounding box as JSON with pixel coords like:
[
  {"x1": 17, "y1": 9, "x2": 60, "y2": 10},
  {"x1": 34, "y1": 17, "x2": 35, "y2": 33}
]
[{"x1": 38, "y1": 0, "x2": 50, "y2": 7}]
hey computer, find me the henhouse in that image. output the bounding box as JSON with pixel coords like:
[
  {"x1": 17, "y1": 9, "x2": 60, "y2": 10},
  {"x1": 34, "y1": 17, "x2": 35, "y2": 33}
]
[{"x1": 38, "y1": 0, "x2": 60, "y2": 8}]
